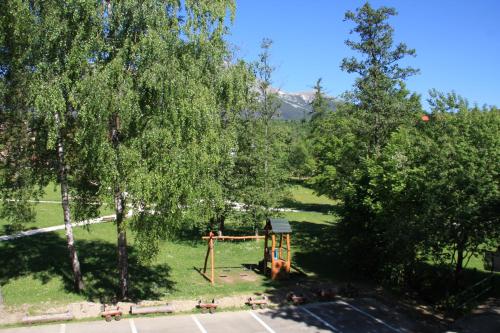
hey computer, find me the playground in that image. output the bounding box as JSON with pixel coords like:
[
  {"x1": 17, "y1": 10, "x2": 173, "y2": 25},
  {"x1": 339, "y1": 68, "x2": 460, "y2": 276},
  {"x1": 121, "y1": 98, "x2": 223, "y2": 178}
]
[
  {"x1": 199, "y1": 218, "x2": 294, "y2": 286},
  {"x1": 0, "y1": 183, "x2": 497, "y2": 330},
  {"x1": 0, "y1": 185, "x2": 340, "y2": 316}
]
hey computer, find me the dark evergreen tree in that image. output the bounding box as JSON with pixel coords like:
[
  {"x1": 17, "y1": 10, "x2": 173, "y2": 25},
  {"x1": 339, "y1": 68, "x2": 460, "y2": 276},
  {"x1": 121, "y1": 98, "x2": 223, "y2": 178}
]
[
  {"x1": 341, "y1": 2, "x2": 420, "y2": 152},
  {"x1": 310, "y1": 2, "x2": 423, "y2": 280}
]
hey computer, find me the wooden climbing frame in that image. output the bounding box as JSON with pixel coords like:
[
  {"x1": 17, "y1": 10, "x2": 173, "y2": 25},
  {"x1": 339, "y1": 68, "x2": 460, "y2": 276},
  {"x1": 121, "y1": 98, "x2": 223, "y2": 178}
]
[
  {"x1": 200, "y1": 218, "x2": 292, "y2": 285},
  {"x1": 263, "y1": 218, "x2": 292, "y2": 280},
  {"x1": 201, "y1": 231, "x2": 264, "y2": 285}
]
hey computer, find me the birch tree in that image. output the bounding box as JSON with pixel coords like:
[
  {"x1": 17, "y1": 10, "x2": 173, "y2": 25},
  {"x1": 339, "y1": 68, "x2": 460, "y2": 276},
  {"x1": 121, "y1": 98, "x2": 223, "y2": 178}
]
[
  {"x1": 76, "y1": 0, "x2": 237, "y2": 299},
  {"x1": 1, "y1": 0, "x2": 106, "y2": 292}
]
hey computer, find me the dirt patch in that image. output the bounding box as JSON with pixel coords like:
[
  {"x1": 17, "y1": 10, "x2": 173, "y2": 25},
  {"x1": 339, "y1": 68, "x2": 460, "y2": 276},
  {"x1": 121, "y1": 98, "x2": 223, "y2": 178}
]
[
  {"x1": 239, "y1": 273, "x2": 258, "y2": 282},
  {"x1": 212, "y1": 268, "x2": 260, "y2": 284},
  {"x1": 217, "y1": 275, "x2": 235, "y2": 284}
]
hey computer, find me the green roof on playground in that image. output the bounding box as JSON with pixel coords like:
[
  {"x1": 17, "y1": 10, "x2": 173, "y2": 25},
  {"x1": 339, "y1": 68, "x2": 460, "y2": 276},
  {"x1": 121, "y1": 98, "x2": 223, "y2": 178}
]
[{"x1": 266, "y1": 218, "x2": 292, "y2": 234}]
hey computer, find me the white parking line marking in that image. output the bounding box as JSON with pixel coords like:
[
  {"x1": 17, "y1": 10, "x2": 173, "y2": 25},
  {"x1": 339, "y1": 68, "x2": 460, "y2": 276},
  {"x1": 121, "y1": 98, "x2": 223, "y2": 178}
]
[
  {"x1": 59, "y1": 323, "x2": 66, "y2": 333},
  {"x1": 249, "y1": 311, "x2": 276, "y2": 333},
  {"x1": 335, "y1": 301, "x2": 402, "y2": 332},
  {"x1": 301, "y1": 307, "x2": 341, "y2": 332},
  {"x1": 129, "y1": 318, "x2": 138, "y2": 333},
  {"x1": 191, "y1": 315, "x2": 208, "y2": 333}
]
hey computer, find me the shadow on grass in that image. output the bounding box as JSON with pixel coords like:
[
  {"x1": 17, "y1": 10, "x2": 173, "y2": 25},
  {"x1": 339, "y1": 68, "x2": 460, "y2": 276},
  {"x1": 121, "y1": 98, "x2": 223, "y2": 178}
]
[
  {"x1": 288, "y1": 219, "x2": 349, "y2": 280},
  {"x1": 1, "y1": 224, "x2": 49, "y2": 236},
  {"x1": 407, "y1": 261, "x2": 500, "y2": 307},
  {"x1": 268, "y1": 217, "x2": 499, "y2": 318},
  {"x1": 0, "y1": 232, "x2": 174, "y2": 303},
  {"x1": 1, "y1": 224, "x2": 14, "y2": 235}
]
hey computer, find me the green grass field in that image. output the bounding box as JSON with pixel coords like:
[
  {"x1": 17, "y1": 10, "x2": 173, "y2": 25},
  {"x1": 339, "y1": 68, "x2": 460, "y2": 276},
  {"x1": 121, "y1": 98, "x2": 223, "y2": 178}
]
[
  {"x1": 0, "y1": 181, "x2": 496, "y2": 311},
  {"x1": 0, "y1": 182, "x2": 341, "y2": 309},
  {"x1": 0, "y1": 183, "x2": 114, "y2": 234},
  {"x1": 1, "y1": 222, "x2": 265, "y2": 306},
  {"x1": 0, "y1": 213, "x2": 340, "y2": 308},
  {"x1": 0, "y1": 181, "x2": 339, "y2": 233}
]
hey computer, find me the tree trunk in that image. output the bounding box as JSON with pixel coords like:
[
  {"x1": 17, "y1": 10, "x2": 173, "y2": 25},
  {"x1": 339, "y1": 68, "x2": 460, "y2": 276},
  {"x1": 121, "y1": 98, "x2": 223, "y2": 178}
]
[
  {"x1": 110, "y1": 114, "x2": 128, "y2": 300},
  {"x1": 264, "y1": 121, "x2": 269, "y2": 177},
  {"x1": 455, "y1": 243, "x2": 465, "y2": 287},
  {"x1": 55, "y1": 112, "x2": 85, "y2": 292},
  {"x1": 218, "y1": 215, "x2": 225, "y2": 235},
  {"x1": 115, "y1": 187, "x2": 128, "y2": 300}
]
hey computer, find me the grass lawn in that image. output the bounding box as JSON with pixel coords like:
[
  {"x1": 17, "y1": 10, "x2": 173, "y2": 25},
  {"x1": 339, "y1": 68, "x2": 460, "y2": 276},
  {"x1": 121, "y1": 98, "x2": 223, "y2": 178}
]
[
  {"x1": 0, "y1": 181, "x2": 496, "y2": 312},
  {"x1": 0, "y1": 180, "x2": 337, "y2": 234},
  {"x1": 0, "y1": 222, "x2": 262, "y2": 306},
  {"x1": 0, "y1": 209, "x2": 341, "y2": 309},
  {"x1": 0, "y1": 183, "x2": 114, "y2": 234},
  {"x1": 280, "y1": 180, "x2": 339, "y2": 214},
  {"x1": 0, "y1": 203, "x2": 63, "y2": 233},
  {"x1": 0, "y1": 203, "x2": 115, "y2": 234},
  {"x1": 39, "y1": 183, "x2": 62, "y2": 202},
  {"x1": 0, "y1": 182, "x2": 341, "y2": 310}
]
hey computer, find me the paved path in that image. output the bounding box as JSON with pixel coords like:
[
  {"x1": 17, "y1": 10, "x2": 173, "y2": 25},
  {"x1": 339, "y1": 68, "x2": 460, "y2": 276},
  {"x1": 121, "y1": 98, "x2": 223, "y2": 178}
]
[
  {"x1": 5, "y1": 200, "x2": 63, "y2": 204},
  {"x1": 0, "y1": 300, "x2": 433, "y2": 333},
  {"x1": 0, "y1": 201, "x2": 311, "y2": 242},
  {"x1": 0, "y1": 214, "x2": 121, "y2": 241}
]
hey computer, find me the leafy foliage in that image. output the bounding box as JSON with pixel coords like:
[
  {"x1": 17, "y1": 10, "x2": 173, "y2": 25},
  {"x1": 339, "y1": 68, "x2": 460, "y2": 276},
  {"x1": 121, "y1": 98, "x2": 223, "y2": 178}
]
[
  {"x1": 70, "y1": 0, "x2": 239, "y2": 257},
  {"x1": 310, "y1": 2, "x2": 499, "y2": 289},
  {"x1": 309, "y1": 2, "x2": 421, "y2": 283},
  {"x1": 230, "y1": 39, "x2": 290, "y2": 229}
]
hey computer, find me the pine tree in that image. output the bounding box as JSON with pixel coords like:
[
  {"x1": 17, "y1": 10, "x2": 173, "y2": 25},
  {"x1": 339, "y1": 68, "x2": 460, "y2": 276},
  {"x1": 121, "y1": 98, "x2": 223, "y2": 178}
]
[
  {"x1": 310, "y1": 2, "x2": 423, "y2": 278},
  {"x1": 341, "y1": 2, "x2": 420, "y2": 152},
  {"x1": 310, "y1": 78, "x2": 330, "y2": 120}
]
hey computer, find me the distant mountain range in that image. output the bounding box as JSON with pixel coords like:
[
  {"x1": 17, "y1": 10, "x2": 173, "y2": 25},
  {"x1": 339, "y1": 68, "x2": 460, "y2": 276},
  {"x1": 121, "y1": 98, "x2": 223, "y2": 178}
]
[{"x1": 273, "y1": 89, "x2": 336, "y2": 121}]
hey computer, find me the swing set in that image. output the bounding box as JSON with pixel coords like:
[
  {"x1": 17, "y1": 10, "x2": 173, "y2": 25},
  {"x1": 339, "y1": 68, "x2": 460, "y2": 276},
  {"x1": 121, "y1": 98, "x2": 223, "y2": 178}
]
[{"x1": 200, "y1": 218, "x2": 293, "y2": 285}]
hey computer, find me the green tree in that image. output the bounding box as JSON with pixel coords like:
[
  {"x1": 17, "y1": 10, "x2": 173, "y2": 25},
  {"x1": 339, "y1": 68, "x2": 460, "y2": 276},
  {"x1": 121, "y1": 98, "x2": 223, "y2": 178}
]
[
  {"x1": 371, "y1": 91, "x2": 500, "y2": 283},
  {"x1": 341, "y1": 2, "x2": 420, "y2": 152},
  {"x1": 333, "y1": 91, "x2": 500, "y2": 285},
  {"x1": 310, "y1": 2, "x2": 423, "y2": 280},
  {"x1": 310, "y1": 78, "x2": 330, "y2": 121},
  {"x1": 211, "y1": 59, "x2": 256, "y2": 234},
  {"x1": 312, "y1": 2, "x2": 422, "y2": 200},
  {"x1": 0, "y1": 0, "x2": 42, "y2": 231},
  {"x1": 255, "y1": 38, "x2": 283, "y2": 179},
  {"x1": 288, "y1": 139, "x2": 315, "y2": 179},
  {"x1": 0, "y1": 0, "x2": 107, "y2": 292},
  {"x1": 75, "y1": 0, "x2": 237, "y2": 299},
  {"x1": 232, "y1": 38, "x2": 289, "y2": 232},
  {"x1": 419, "y1": 92, "x2": 499, "y2": 282}
]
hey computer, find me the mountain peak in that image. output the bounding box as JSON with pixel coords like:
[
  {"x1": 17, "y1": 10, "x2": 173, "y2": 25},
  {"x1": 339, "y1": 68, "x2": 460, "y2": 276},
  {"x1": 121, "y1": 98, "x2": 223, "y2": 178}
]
[{"x1": 273, "y1": 88, "x2": 335, "y2": 120}]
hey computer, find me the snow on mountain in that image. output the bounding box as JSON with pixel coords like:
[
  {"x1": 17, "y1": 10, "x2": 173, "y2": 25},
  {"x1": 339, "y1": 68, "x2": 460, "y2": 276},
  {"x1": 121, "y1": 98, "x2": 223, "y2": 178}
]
[
  {"x1": 257, "y1": 85, "x2": 336, "y2": 120},
  {"x1": 275, "y1": 89, "x2": 334, "y2": 121},
  {"x1": 273, "y1": 90, "x2": 310, "y2": 120}
]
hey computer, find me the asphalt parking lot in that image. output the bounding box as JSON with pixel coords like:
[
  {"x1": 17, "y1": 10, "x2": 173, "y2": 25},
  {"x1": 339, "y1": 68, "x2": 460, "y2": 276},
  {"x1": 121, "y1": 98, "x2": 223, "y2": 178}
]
[{"x1": 0, "y1": 299, "x2": 431, "y2": 333}]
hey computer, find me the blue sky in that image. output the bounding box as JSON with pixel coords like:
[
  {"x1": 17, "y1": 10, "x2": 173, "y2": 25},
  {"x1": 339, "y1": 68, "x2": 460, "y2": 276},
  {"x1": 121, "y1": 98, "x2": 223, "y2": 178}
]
[{"x1": 226, "y1": 0, "x2": 500, "y2": 108}]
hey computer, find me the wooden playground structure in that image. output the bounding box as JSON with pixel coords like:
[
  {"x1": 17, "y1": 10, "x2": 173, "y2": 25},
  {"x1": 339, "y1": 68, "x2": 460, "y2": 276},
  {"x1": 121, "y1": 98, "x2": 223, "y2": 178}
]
[
  {"x1": 200, "y1": 218, "x2": 292, "y2": 285},
  {"x1": 262, "y1": 218, "x2": 292, "y2": 280}
]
